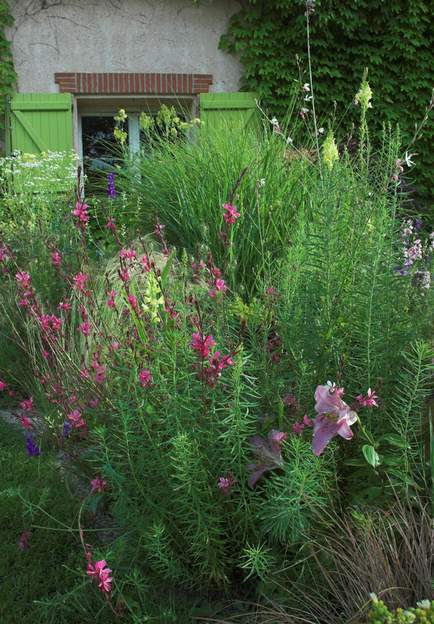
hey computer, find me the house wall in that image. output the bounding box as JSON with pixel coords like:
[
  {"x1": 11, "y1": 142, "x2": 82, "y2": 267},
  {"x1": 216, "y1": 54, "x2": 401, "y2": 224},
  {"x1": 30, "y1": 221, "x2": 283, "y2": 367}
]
[{"x1": 6, "y1": 0, "x2": 242, "y2": 94}]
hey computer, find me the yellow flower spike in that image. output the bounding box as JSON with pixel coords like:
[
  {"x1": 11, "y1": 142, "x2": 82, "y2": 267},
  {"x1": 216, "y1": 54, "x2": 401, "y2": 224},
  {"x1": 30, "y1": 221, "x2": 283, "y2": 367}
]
[{"x1": 322, "y1": 131, "x2": 339, "y2": 170}]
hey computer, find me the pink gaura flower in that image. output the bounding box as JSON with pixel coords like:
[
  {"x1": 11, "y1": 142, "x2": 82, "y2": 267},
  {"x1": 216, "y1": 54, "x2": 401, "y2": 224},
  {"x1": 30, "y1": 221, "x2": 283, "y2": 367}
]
[
  {"x1": 79, "y1": 322, "x2": 91, "y2": 337},
  {"x1": 119, "y1": 248, "x2": 136, "y2": 260},
  {"x1": 106, "y1": 217, "x2": 116, "y2": 232},
  {"x1": 86, "y1": 559, "x2": 113, "y2": 594},
  {"x1": 0, "y1": 380, "x2": 7, "y2": 391},
  {"x1": 107, "y1": 290, "x2": 116, "y2": 308},
  {"x1": 110, "y1": 341, "x2": 120, "y2": 351},
  {"x1": 92, "y1": 360, "x2": 106, "y2": 384},
  {"x1": 209, "y1": 278, "x2": 227, "y2": 298},
  {"x1": 311, "y1": 383, "x2": 358, "y2": 456},
  {"x1": 20, "y1": 415, "x2": 33, "y2": 430},
  {"x1": 202, "y1": 351, "x2": 234, "y2": 386},
  {"x1": 90, "y1": 475, "x2": 107, "y2": 493},
  {"x1": 223, "y1": 203, "x2": 240, "y2": 225},
  {"x1": 217, "y1": 472, "x2": 236, "y2": 496},
  {"x1": 119, "y1": 268, "x2": 130, "y2": 283},
  {"x1": 190, "y1": 333, "x2": 216, "y2": 359},
  {"x1": 58, "y1": 300, "x2": 71, "y2": 312},
  {"x1": 356, "y1": 388, "x2": 379, "y2": 408},
  {"x1": 72, "y1": 201, "x2": 89, "y2": 224},
  {"x1": 15, "y1": 271, "x2": 31, "y2": 289},
  {"x1": 140, "y1": 254, "x2": 152, "y2": 272},
  {"x1": 89, "y1": 397, "x2": 100, "y2": 408},
  {"x1": 67, "y1": 409, "x2": 86, "y2": 429},
  {"x1": 139, "y1": 368, "x2": 152, "y2": 387},
  {"x1": 127, "y1": 294, "x2": 138, "y2": 311},
  {"x1": 51, "y1": 251, "x2": 62, "y2": 268},
  {"x1": 73, "y1": 272, "x2": 89, "y2": 292},
  {"x1": 292, "y1": 421, "x2": 305, "y2": 434},
  {"x1": 20, "y1": 397, "x2": 33, "y2": 412},
  {"x1": 39, "y1": 314, "x2": 62, "y2": 333}
]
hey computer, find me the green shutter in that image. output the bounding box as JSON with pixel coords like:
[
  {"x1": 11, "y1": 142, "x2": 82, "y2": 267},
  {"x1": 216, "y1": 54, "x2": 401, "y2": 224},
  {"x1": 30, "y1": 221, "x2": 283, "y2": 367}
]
[
  {"x1": 8, "y1": 93, "x2": 73, "y2": 154},
  {"x1": 199, "y1": 92, "x2": 259, "y2": 132}
]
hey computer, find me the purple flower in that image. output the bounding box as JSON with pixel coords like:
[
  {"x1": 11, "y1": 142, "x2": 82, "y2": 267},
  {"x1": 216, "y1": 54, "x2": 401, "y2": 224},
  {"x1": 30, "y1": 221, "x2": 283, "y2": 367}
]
[
  {"x1": 107, "y1": 173, "x2": 117, "y2": 199},
  {"x1": 25, "y1": 435, "x2": 41, "y2": 457},
  {"x1": 311, "y1": 384, "x2": 357, "y2": 456},
  {"x1": 62, "y1": 421, "x2": 71, "y2": 438},
  {"x1": 247, "y1": 429, "x2": 288, "y2": 488},
  {"x1": 414, "y1": 218, "x2": 423, "y2": 231}
]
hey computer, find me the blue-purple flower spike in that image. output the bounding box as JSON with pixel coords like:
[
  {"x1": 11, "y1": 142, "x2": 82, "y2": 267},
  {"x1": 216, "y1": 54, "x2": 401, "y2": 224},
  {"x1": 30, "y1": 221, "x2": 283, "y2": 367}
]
[
  {"x1": 107, "y1": 173, "x2": 117, "y2": 199},
  {"x1": 25, "y1": 435, "x2": 41, "y2": 457}
]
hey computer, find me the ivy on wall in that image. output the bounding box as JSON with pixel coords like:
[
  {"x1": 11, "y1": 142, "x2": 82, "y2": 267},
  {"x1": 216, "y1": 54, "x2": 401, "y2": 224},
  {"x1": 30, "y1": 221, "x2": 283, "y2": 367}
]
[
  {"x1": 0, "y1": 0, "x2": 16, "y2": 144},
  {"x1": 220, "y1": 0, "x2": 434, "y2": 206}
]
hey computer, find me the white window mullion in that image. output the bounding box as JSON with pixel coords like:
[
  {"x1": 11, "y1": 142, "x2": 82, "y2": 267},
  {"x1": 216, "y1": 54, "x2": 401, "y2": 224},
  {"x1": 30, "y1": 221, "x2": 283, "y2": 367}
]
[{"x1": 128, "y1": 113, "x2": 140, "y2": 156}]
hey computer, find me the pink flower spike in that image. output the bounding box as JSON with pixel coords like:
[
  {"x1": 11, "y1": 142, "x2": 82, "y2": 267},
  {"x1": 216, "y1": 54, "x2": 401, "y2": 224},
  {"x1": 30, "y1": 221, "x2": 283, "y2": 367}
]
[
  {"x1": 119, "y1": 268, "x2": 130, "y2": 283},
  {"x1": 15, "y1": 271, "x2": 31, "y2": 289},
  {"x1": 356, "y1": 388, "x2": 379, "y2": 408},
  {"x1": 90, "y1": 476, "x2": 107, "y2": 493},
  {"x1": 67, "y1": 409, "x2": 86, "y2": 430},
  {"x1": 190, "y1": 333, "x2": 216, "y2": 359},
  {"x1": 223, "y1": 203, "x2": 240, "y2": 225},
  {"x1": 119, "y1": 248, "x2": 136, "y2": 260},
  {"x1": 51, "y1": 251, "x2": 62, "y2": 268},
  {"x1": 79, "y1": 322, "x2": 91, "y2": 337},
  {"x1": 311, "y1": 383, "x2": 358, "y2": 456},
  {"x1": 0, "y1": 380, "x2": 7, "y2": 391},
  {"x1": 20, "y1": 397, "x2": 33, "y2": 412},
  {"x1": 127, "y1": 294, "x2": 138, "y2": 311},
  {"x1": 140, "y1": 255, "x2": 152, "y2": 272},
  {"x1": 139, "y1": 368, "x2": 152, "y2": 387},
  {"x1": 58, "y1": 300, "x2": 71, "y2": 312},
  {"x1": 73, "y1": 272, "x2": 89, "y2": 292}
]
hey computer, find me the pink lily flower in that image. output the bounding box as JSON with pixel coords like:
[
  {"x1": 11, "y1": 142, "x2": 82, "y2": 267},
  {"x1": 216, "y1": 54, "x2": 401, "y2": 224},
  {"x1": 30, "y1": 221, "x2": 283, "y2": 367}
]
[{"x1": 312, "y1": 383, "x2": 358, "y2": 456}]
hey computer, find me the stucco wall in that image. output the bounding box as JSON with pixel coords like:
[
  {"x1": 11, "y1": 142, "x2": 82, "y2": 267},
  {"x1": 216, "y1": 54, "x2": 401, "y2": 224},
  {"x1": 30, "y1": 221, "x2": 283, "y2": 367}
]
[{"x1": 6, "y1": 0, "x2": 242, "y2": 94}]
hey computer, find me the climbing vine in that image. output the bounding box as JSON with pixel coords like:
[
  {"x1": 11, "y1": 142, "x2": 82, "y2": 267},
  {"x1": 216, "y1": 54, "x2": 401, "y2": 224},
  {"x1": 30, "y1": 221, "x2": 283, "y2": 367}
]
[
  {"x1": 220, "y1": 0, "x2": 434, "y2": 206},
  {"x1": 0, "y1": 0, "x2": 15, "y2": 146}
]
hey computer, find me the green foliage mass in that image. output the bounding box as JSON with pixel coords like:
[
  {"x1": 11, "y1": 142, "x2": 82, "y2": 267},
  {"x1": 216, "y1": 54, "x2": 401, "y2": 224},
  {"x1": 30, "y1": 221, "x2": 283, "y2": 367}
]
[{"x1": 220, "y1": 0, "x2": 434, "y2": 207}]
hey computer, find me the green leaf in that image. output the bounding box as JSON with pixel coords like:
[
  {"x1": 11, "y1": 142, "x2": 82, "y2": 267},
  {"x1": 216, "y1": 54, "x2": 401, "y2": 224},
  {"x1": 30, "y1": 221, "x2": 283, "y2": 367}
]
[
  {"x1": 378, "y1": 433, "x2": 410, "y2": 449},
  {"x1": 362, "y1": 444, "x2": 381, "y2": 468}
]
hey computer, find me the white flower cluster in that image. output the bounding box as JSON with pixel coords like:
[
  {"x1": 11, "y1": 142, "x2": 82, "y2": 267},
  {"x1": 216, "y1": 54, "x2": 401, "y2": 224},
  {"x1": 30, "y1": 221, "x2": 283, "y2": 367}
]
[{"x1": 0, "y1": 150, "x2": 78, "y2": 196}]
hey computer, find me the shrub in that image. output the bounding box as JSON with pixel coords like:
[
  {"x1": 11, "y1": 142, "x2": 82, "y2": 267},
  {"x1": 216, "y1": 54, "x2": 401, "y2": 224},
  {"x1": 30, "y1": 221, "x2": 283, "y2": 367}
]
[{"x1": 0, "y1": 89, "x2": 433, "y2": 619}]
